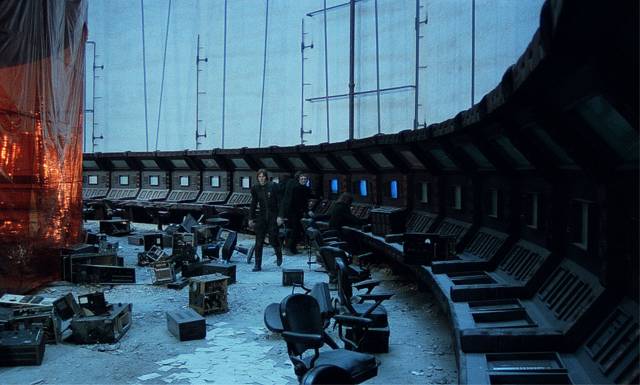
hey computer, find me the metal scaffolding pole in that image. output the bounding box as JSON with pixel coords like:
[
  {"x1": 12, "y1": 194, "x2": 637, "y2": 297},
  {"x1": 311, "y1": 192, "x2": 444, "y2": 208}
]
[
  {"x1": 85, "y1": 41, "x2": 103, "y2": 153},
  {"x1": 221, "y1": 0, "x2": 228, "y2": 149},
  {"x1": 348, "y1": 0, "x2": 355, "y2": 140},
  {"x1": 471, "y1": 0, "x2": 476, "y2": 106},
  {"x1": 323, "y1": 0, "x2": 330, "y2": 142},
  {"x1": 258, "y1": 0, "x2": 269, "y2": 148},
  {"x1": 140, "y1": 0, "x2": 149, "y2": 151},
  {"x1": 300, "y1": 19, "x2": 313, "y2": 144},
  {"x1": 374, "y1": 0, "x2": 381, "y2": 134},
  {"x1": 195, "y1": 34, "x2": 208, "y2": 149},
  {"x1": 414, "y1": 0, "x2": 420, "y2": 129}
]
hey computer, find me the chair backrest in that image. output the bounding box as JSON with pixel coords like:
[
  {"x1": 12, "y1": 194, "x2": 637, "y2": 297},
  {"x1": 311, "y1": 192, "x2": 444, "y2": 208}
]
[
  {"x1": 334, "y1": 257, "x2": 357, "y2": 315},
  {"x1": 318, "y1": 246, "x2": 344, "y2": 275},
  {"x1": 310, "y1": 282, "x2": 335, "y2": 320},
  {"x1": 280, "y1": 294, "x2": 324, "y2": 356},
  {"x1": 301, "y1": 365, "x2": 355, "y2": 385},
  {"x1": 221, "y1": 231, "x2": 238, "y2": 261}
]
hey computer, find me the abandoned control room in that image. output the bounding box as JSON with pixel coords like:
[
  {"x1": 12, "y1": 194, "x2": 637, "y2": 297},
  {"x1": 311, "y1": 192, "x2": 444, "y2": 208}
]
[{"x1": 0, "y1": 0, "x2": 637, "y2": 384}]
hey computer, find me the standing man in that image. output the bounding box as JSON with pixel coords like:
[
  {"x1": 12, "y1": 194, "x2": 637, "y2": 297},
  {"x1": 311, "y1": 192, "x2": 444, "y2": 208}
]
[
  {"x1": 280, "y1": 171, "x2": 312, "y2": 254},
  {"x1": 249, "y1": 169, "x2": 284, "y2": 271}
]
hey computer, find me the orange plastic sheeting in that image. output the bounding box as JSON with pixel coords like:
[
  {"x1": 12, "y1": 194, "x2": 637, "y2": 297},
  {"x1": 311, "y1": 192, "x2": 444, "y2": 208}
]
[{"x1": 0, "y1": 0, "x2": 87, "y2": 293}]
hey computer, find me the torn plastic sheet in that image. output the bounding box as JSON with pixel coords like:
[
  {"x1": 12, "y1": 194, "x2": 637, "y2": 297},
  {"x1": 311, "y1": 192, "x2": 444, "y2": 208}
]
[{"x1": 0, "y1": 0, "x2": 88, "y2": 293}]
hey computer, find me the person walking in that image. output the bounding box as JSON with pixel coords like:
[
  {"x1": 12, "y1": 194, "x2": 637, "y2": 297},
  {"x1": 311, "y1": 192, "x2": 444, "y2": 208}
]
[
  {"x1": 280, "y1": 171, "x2": 312, "y2": 254},
  {"x1": 248, "y1": 169, "x2": 284, "y2": 271}
]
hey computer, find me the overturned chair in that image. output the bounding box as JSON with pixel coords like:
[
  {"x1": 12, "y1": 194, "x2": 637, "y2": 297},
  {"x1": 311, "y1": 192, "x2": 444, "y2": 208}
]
[{"x1": 279, "y1": 293, "x2": 379, "y2": 384}]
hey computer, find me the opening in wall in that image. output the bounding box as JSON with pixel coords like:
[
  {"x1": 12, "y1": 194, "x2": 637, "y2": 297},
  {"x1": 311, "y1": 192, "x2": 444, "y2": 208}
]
[
  {"x1": 488, "y1": 189, "x2": 499, "y2": 218},
  {"x1": 358, "y1": 180, "x2": 368, "y2": 197},
  {"x1": 526, "y1": 193, "x2": 539, "y2": 229},
  {"x1": 119, "y1": 175, "x2": 129, "y2": 186},
  {"x1": 88, "y1": 175, "x2": 98, "y2": 185},
  {"x1": 571, "y1": 200, "x2": 592, "y2": 250},
  {"x1": 149, "y1": 175, "x2": 159, "y2": 186},
  {"x1": 389, "y1": 180, "x2": 398, "y2": 199},
  {"x1": 419, "y1": 182, "x2": 429, "y2": 203},
  {"x1": 451, "y1": 185, "x2": 462, "y2": 210},
  {"x1": 330, "y1": 179, "x2": 339, "y2": 194}
]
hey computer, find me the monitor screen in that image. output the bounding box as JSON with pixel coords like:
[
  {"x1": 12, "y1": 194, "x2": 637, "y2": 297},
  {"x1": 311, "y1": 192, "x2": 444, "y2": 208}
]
[
  {"x1": 330, "y1": 179, "x2": 339, "y2": 194},
  {"x1": 390, "y1": 180, "x2": 398, "y2": 199},
  {"x1": 210, "y1": 175, "x2": 221, "y2": 187},
  {"x1": 359, "y1": 180, "x2": 368, "y2": 197},
  {"x1": 179, "y1": 176, "x2": 190, "y2": 187}
]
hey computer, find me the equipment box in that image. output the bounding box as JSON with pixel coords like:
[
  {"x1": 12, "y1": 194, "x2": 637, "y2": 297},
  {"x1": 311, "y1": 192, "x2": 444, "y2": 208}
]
[
  {"x1": 0, "y1": 328, "x2": 45, "y2": 366},
  {"x1": 189, "y1": 274, "x2": 229, "y2": 315},
  {"x1": 202, "y1": 262, "x2": 236, "y2": 284},
  {"x1": 99, "y1": 219, "x2": 131, "y2": 236},
  {"x1": 70, "y1": 303, "x2": 132, "y2": 344},
  {"x1": 345, "y1": 326, "x2": 390, "y2": 354},
  {"x1": 166, "y1": 308, "x2": 206, "y2": 341},
  {"x1": 72, "y1": 264, "x2": 136, "y2": 284},
  {"x1": 282, "y1": 269, "x2": 304, "y2": 286}
]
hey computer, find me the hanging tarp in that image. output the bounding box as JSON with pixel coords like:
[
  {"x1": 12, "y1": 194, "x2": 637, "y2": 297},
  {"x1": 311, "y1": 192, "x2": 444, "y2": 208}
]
[{"x1": 0, "y1": 0, "x2": 87, "y2": 293}]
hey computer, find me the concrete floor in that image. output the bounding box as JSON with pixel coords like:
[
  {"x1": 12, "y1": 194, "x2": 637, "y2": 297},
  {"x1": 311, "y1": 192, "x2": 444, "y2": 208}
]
[{"x1": 0, "y1": 221, "x2": 457, "y2": 385}]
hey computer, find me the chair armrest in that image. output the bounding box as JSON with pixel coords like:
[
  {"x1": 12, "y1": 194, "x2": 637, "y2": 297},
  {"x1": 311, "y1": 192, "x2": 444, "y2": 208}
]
[
  {"x1": 334, "y1": 314, "x2": 373, "y2": 327},
  {"x1": 292, "y1": 283, "x2": 312, "y2": 294},
  {"x1": 353, "y1": 279, "x2": 381, "y2": 292},
  {"x1": 450, "y1": 284, "x2": 527, "y2": 302},
  {"x1": 282, "y1": 331, "x2": 324, "y2": 348},
  {"x1": 384, "y1": 233, "x2": 403, "y2": 243},
  {"x1": 324, "y1": 236, "x2": 340, "y2": 242},
  {"x1": 358, "y1": 292, "x2": 393, "y2": 302},
  {"x1": 431, "y1": 260, "x2": 491, "y2": 274},
  {"x1": 460, "y1": 328, "x2": 563, "y2": 353},
  {"x1": 353, "y1": 252, "x2": 373, "y2": 263},
  {"x1": 322, "y1": 230, "x2": 340, "y2": 238}
]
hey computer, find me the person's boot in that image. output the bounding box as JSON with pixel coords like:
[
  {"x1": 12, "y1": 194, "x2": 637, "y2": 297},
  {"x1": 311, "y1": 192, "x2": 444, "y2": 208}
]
[
  {"x1": 275, "y1": 249, "x2": 283, "y2": 267},
  {"x1": 252, "y1": 254, "x2": 262, "y2": 271}
]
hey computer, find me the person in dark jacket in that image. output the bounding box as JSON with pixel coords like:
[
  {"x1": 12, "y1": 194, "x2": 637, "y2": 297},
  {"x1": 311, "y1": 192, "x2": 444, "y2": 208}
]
[
  {"x1": 328, "y1": 192, "x2": 365, "y2": 230},
  {"x1": 249, "y1": 169, "x2": 284, "y2": 271},
  {"x1": 280, "y1": 172, "x2": 312, "y2": 254}
]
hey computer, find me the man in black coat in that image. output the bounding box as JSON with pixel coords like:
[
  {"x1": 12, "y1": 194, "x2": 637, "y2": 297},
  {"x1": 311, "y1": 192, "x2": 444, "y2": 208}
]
[
  {"x1": 280, "y1": 171, "x2": 312, "y2": 254},
  {"x1": 328, "y1": 192, "x2": 365, "y2": 230},
  {"x1": 249, "y1": 169, "x2": 283, "y2": 271}
]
